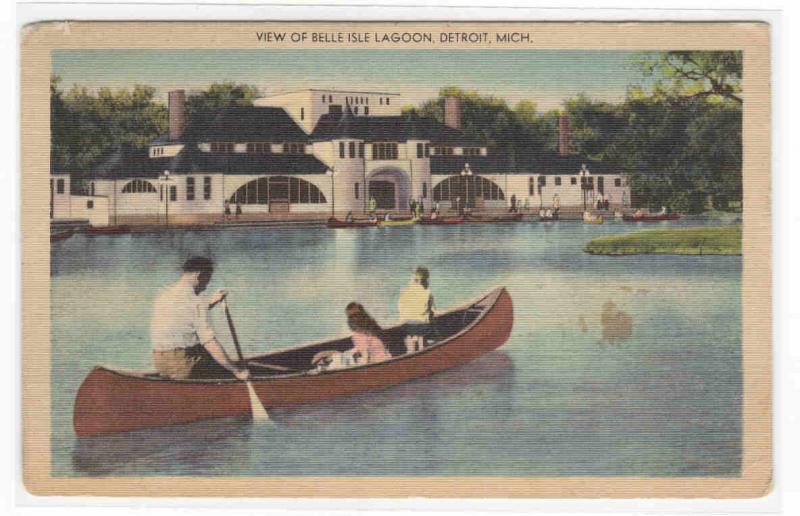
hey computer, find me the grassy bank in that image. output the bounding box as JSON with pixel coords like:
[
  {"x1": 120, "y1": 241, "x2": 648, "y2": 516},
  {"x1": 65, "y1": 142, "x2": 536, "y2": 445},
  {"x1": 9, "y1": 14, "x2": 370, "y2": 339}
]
[{"x1": 584, "y1": 225, "x2": 742, "y2": 256}]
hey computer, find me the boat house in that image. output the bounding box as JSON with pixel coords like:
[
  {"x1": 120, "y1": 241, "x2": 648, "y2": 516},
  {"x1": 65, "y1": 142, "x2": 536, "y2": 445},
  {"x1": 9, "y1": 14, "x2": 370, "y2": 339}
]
[{"x1": 52, "y1": 88, "x2": 631, "y2": 226}]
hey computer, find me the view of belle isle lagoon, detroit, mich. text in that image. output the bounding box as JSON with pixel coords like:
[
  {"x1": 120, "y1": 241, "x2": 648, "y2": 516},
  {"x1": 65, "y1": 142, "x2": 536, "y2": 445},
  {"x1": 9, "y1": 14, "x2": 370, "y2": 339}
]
[
  {"x1": 46, "y1": 47, "x2": 746, "y2": 481},
  {"x1": 255, "y1": 31, "x2": 532, "y2": 44}
]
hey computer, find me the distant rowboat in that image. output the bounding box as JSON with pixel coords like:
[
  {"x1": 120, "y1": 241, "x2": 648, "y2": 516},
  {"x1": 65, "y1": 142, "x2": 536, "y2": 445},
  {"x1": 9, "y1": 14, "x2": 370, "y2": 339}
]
[
  {"x1": 50, "y1": 228, "x2": 75, "y2": 242},
  {"x1": 377, "y1": 217, "x2": 418, "y2": 227},
  {"x1": 326, "y1": 217, "x2": 378, "y2": 228},
  {"x1": 466, "y1": 213, "x2": 524, "y2": 223},
  {"x1": 84, "y1": 225, "x2": 131, "y2": 235},
  {"x1": 583, "y1": 213, "x2": 604, "y2": 224},
  {"x1": 418, "y1": 215, "x2": 465, "y2": 225},
  {"x1": 73, "y1": 287, "x2": 513, "y2": 436},
  {"x1": 623, "y1": 213, "x2": 680, "y2": 222}
]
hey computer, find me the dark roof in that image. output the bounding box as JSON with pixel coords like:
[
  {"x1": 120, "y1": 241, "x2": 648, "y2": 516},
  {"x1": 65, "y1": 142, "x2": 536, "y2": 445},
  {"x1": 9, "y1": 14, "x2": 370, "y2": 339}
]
[
  {"x1": 87, "y1": 146, "x2": 171, "y2": 180},
  {"x1": 430, "y1": 153, "x2": 616, "y2": 176},
  {"x1": 150, "y1": 106, "x2": 310, "y2": 146},
  {"x1": 87, "y1": 144, "x2": 328, "y2": 179},
  {"x1": 311, "y1": 111, "x2": 482, "y2": 145}
]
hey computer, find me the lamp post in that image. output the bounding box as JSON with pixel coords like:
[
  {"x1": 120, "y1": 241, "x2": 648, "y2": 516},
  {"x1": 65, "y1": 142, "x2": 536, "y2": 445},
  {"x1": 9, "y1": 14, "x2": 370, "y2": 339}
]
[
  {"x1": 460, "y1": 163, "x2": 472, "y2": 211},
  {"x1": 579, "y1": 164, "x2": 590, "y2": 212},
  {"x1": 160, "y1": 170, "x2": 173, "y2": 227},
  {"x1": 327, "y1": 168, "x2": 336, "y2": 217}
]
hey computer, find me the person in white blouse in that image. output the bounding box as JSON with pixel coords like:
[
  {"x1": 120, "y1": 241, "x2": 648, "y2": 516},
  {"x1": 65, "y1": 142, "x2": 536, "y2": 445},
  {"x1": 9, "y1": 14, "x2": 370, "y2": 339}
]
[{"x1": 150, "y1": 256, "x2": 250, "y2": 381}]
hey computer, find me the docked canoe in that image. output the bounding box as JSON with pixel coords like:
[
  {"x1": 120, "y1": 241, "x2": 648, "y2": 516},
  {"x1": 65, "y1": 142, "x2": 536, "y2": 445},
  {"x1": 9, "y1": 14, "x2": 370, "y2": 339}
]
[
  {"x1": 583, "y1": 215, "x2": 604, "y2": 224},
  {"x1": 50, "y1": 228, "x2": 75, "y2": 242},
  {"x1": 326, "y1": 217, "x2": 379, "y2": 228},
  {"x1": 84, "y1": 225, "x2": 131, "y2": 235},
  {"x1": 622, "y1": 213, "x2": 680, "y2": 222},
  {"x1": 418, "y1": 215, "x2": 465, "y2": 225},
  {"x1": 73, "y1": 287, "x2": 514, "y2": 437},
  {"x1": 466, "y1": 213, "x2": 524, "y2": 223},
  {"x1": 377, "y1": 217, "x2": 418, "y2": 227}
]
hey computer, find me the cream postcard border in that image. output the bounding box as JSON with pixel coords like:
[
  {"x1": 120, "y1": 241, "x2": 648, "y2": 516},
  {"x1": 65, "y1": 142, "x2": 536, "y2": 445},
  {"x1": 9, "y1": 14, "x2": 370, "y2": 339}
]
[{"x1": 20, "y1": 21, "x2": 771, "y2": 498}]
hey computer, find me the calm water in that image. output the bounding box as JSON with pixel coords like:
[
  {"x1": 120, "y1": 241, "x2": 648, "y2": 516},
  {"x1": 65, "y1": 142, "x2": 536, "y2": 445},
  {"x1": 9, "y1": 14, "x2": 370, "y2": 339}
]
[{"x1": 51, "y1": 218, "x2": 742, "y2": 477}]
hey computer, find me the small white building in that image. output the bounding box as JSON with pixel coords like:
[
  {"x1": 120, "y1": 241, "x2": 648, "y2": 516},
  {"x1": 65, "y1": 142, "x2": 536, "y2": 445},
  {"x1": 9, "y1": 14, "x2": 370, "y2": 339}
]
[{"x1": 68, "y1": 88, "x2": 630, "y2": 225}]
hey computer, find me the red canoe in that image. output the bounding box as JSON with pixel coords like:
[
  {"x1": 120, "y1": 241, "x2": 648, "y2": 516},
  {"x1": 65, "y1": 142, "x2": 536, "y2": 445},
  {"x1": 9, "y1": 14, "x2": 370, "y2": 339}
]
[
  {"x1": 467, "y1": 213, "x2": 524, "y2": 223},
  {"x1": 73, "y1": 287, "x2": 514, "y2": 437},
  {"x1": 623, "y1": 213, "x2": 680, "y2": 222},
  {"x1": 326, "y1": 217, "x2": 379, "y2": 228},
  {"x1": 83, "y1": 225, "x2": 131, "y2": 235},
  {"x1": 418, "y1": 215, "x2": 465, "y2": 225},
  {"x1": 50, "y1": 228, "x2": 75, "y2": 242}
]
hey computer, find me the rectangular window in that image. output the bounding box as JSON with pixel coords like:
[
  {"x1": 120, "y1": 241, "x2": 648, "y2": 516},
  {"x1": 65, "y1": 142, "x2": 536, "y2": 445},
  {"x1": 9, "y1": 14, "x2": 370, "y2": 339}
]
[
  {"x1": 423, "y1": 183, "x2": 428, "y2": 199},
  {"x1": 354, "y1": 107, "x2": 359, "y2": 115},
  {"x1": 434, "y1": 146, "x2": 454, "y2": 156},
  {"x1": 571, "y1": 177, "x2": 577, "y2": 185},
  {"x1": 529, "y1": 177, "x2": 534, "y2": 196},
  {"x1": 169, "y1": 185, "x2": 177, "y2": 202},
  {"x1": 211, "y1": 142, "x2": 234, "y2": 153},
  {"x1": 339, "y1": 142, "x2": 345, "y2": 158},
  {"x1": 373, "y1": 142, "x2": 398, "y2": 160},
  {"x1": 386, "y1": 97, "x2": 390, "y2": 105},
  {"x1": 615, "y1": 178, "x2": 622, "y2": 187},
  {"x1": 329, "y1": 95, "x2": 333, "y2": 103},
  {"x1": 284, "y1": 143, "x2": 304, "y2": 155},
  {"x1": 322, "y1": 95, "x2": 326, "y2": 103},
  {"x1": 160, "y1": 184, "x2": 164, "y2": 201},
  {"x1": 463, "y1": 147, "x2": 481, "y2": 156},
  {"x1": 555, "y1": 177, "x2": 562, "y2": 186},
  {"x1": 417, "y1": 143, "x2": 424, "y2": 158},
  {"x1": 424, "y1": 143, "x2": 430, "y2": 157},
  {"x1": 186, "y1": 177, "x2": 195, "y2": 201},
  {"x1": 246, "y1": 142, "x2": 271, "y2": 153},
  {"x1": 358, "y1": 143, "x2": 365, "y2": 158},
  {"x1": 349, "y1": 141, "x2": 356, "y2": 158},
  {"x1": 86, "y1": 200, "x2": 93, "y2": 209},
  {"x1": 204, "y1": 176, "x2": 212, "y2": 200},
  {"x1": 354, "y1": 183, "x2": 360, "y2": 199},
  {"x1": 380, "y1": 97, "x2": 383, "y2": 105},
  {"x1": 364, "y1": 106, "x2": 369, "y2": 115},
  {"x1": 538, "y1": 176, "x2": 546, "y2": 187},
  {"x1": 56, "y1": 178, "x2": 65, "y2": 194}
]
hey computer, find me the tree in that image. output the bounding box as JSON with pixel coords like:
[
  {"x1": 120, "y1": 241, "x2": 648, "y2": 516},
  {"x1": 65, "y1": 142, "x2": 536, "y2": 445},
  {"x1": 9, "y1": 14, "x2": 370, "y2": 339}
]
[
  {"x1": 50, "y1": 76, "x2": 167, "y2": 183},
  {"x1": 185, "y1": 81, "x2": 262, "y2": 128},
  {"x1": 637, "y1": 51, "x2": 742, "y2": 104}
]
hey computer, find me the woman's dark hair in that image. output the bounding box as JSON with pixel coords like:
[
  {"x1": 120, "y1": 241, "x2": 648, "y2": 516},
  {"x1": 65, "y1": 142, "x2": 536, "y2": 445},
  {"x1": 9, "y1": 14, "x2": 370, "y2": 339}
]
[
  {"x1": 345, "y1": 302, "x2": 383, "y2": 337},
  {"x1": 183, "y1": 256, "x2": 214, "y2": 274},
  {"x1": 415, "y1": 266, "x2": 430, "y2": 289}
]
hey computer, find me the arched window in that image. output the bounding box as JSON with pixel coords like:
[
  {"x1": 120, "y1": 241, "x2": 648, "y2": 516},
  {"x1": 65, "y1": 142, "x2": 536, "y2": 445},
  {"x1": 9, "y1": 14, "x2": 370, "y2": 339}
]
[
  {"x1": 432, "y1": 175, "x2": 505, "y2": 202},
  {"x1": 228, "y1": 176, "x2": 327, "y2": 205},
  {"x1": 121, "y1": 179, "x2": 157, "y2": 194}
]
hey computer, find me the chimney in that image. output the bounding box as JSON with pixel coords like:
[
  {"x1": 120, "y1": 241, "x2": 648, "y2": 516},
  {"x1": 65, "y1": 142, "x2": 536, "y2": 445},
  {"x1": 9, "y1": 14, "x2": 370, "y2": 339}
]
[
  {"x1": 168, "y1": 89, "x2": 186, "y2": 141},
  {"x1": 444, "y1": 96, "x2": 461, "y2": 130},
  {"x1": 558, "y1": 115, "x2": 570, "y2": 156}
]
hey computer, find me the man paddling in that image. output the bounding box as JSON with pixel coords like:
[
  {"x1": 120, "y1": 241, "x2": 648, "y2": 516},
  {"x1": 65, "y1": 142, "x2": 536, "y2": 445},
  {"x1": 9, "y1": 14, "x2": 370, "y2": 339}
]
[{"x1": 150, "y1": 256, "x2": 250, "y2": 381}]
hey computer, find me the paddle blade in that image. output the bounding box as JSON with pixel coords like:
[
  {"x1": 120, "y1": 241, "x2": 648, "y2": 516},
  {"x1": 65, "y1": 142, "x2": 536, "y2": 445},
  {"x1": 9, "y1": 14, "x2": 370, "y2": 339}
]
[{"x1": 245, "y1": 381, "x2": 271, "y2": 423}]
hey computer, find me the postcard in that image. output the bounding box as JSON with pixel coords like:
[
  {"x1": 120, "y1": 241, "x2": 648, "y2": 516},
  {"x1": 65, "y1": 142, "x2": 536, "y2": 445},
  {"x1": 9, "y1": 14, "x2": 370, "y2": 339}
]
[{"x1": 21, "y1": 20, "x2": 771, "y2": 498}]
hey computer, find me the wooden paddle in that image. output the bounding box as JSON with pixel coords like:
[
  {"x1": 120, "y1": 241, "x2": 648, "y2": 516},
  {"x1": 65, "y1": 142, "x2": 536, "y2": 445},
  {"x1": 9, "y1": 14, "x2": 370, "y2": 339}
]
[{"x1": 221, "y1": 298, "x2": 271, "y2": 423}]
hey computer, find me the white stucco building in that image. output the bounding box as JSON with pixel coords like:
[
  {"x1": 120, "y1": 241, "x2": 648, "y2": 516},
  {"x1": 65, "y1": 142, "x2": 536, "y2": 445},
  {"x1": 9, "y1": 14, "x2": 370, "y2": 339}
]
[{"x1": 52, "y1": 88, "x2": 630, "y2": 226}]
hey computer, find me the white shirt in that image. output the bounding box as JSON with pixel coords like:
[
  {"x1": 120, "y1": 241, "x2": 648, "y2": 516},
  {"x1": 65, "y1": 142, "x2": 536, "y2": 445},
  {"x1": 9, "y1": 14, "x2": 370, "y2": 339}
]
[
  {"x1": 150, "y1": 279, "x2": 216, "y2": 352},
  {"x1": 398, "y1": 281, "x2": 433, "y2": 323}
]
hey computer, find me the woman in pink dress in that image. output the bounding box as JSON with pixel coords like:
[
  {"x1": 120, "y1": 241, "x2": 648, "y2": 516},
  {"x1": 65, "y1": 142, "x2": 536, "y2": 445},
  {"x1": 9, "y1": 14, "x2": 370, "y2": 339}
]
[{"x1": 345, "y1": 302, "x2": 391, "y2": 364}]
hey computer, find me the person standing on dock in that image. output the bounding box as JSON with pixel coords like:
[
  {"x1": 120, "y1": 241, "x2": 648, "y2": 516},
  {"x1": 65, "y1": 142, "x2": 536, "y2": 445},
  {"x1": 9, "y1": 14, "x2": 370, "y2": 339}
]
[
  {"x1": 235, "y1": 202, "x2": 242, "y2": 220},
  {"x1": 150, "y1": 257, "x2": 250, "y2": 381},
  {"x1": 369, "y1": 196, "x2": 377, "y2": 215}
]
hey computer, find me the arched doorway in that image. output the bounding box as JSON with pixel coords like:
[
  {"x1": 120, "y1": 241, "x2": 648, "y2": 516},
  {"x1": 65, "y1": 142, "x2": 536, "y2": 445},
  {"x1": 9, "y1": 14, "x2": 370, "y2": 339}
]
[{"x1": 367, "y1": 168, "x2": 411, "y2": 210}]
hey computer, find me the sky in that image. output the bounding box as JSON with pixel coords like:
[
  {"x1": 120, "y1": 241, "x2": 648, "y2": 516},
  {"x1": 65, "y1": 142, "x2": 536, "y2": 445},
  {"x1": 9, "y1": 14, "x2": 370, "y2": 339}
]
[{"x1": 52, "y1": 49, "x2": 643, "y2": 111}]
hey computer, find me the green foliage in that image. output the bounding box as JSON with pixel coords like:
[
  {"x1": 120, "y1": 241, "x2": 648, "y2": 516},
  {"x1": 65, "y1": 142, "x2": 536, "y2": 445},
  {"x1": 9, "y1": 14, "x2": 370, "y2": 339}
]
[
  {"x1": 50, "y1": 76, "x2": 167, "y2": 182},
  {"x1": 584, "y1": 225, "x2": 742, "y2": 255},
  {"x1": 185, "y1": 81, "x2": 262, "y2": 127},
  {"x1": 636, "y1": 51, "x2": 742, "y2": 104}
]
